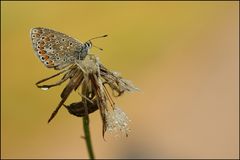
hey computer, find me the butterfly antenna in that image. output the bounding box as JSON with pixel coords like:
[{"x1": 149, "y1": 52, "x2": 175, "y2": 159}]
[
  {"x1": 93, "y1": 44, "x2": 103, "y2": 51},
  {"x1": 88, "y1": 34, "x2": 108, "y2": 41},
  {"x1": 89, "y1": 35, "x2": 108, "y2": 51}
]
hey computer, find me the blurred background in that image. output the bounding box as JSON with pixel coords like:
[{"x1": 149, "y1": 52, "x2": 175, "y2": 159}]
[{"x1": 1, "y1": 1, "x2": 239, "y2": 159}]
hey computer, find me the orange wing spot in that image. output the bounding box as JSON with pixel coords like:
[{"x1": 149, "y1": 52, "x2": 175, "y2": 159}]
[
  {"x1": 44, "y1": 37, "x2": 50, "y2": 41},
  {"x1": 43, "y1": 55, "x2": 49, "y2": 60},
  {"x1": 48, "y1": 60, "x2": 54, "y2": 65},
  {"x1": 46, "y1": 60, "x2": 54, "y2": 67},
  {"x1": 37, "y1": 45, "x2": 44, "y2": 50},
  {"x1": 39, "y1": 41, "x2": 45, "y2": 45},
  {"x1": 35, "y1": 33, "x2": 40, "y2": 37},
  {"x1": 38, "y1": 50, "x2": 46, "y2": 55},
  {"x1": 37, "y1": 30, "x2": 43, "y2": 34}
]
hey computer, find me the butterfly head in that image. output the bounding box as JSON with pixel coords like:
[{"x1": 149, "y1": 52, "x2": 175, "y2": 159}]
[
  {"x1": 84, "y1": 41, "x2": 93, "y2": 49},
  {"x1": 79, "y1": 35, "x2": 108, "y2": 60}
]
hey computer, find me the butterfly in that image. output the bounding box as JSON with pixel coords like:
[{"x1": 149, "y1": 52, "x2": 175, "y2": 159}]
[
  {"x1": 30, "y1": 27, "x2": 107, "y2": 123},
  {"x1": 30, "y1": 27, "x2": 107, "y2": 70}
]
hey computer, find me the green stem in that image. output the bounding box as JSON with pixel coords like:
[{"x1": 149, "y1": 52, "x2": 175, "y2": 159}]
[{"x1": 83, "y1": 115, "x2": 95, "y2": 159}]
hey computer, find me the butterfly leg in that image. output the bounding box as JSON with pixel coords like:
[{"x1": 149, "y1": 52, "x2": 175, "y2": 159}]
[
  {"x1": 48, "y1": 70, "x2": 84, "y2": 123},
  {"x1": 35, "y1": 68, "x2": 71, "y2": 89},
  {"x1": 36, "y1": 73, "x2": 72, "y2": 89}
]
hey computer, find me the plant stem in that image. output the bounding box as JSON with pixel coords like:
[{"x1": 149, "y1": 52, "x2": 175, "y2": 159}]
[{"x1": 83, "y1": 115, "x2": 95, "y2": 159}]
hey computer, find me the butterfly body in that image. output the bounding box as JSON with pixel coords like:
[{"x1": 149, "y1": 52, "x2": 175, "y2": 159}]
[{"x1": 30, "y1": 27, "x2": 93, "y2": 70}]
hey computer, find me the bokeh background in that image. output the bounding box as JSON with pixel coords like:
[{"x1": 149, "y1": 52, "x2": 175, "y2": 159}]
[{"x1": 1, "y1": 1, "x2": 239, "y2": 159}]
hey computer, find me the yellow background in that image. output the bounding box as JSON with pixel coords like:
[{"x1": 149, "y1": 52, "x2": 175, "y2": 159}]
[{"x1": 1, "y1": 1, "x2": 239, "y2": 159}]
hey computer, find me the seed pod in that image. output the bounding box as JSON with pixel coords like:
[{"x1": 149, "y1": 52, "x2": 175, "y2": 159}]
[{"x1": 64, "y1": 99, "x2": 98, "y2": 117}]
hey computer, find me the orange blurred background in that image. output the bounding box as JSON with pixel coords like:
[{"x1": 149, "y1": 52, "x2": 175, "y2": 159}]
[{"x1": 1, "y1": 1, "x2": 239, "y2": 159}]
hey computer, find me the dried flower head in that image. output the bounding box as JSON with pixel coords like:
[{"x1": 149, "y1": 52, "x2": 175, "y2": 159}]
[
  {"x1": 36, "y1": 54, "x2": 138, "y2": 137},
  {"x1": 105, "y1": 106, "x2": 131, "y2": 137}
]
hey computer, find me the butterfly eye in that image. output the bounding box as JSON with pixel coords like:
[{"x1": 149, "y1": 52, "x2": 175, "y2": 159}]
[
  {"x1": 62, "y1": 38, "x2": 65, "y2": 42},
  {"x1": 41, "y1": 36, "x2": 45, "y2": 40},
  {"x1": 32, "y1": 34, "x2": 36, "y2": 38}
]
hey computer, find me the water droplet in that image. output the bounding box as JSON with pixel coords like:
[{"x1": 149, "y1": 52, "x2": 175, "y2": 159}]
[{"x1": 41, "y1": 87, "x2": 49, "y2": 90}]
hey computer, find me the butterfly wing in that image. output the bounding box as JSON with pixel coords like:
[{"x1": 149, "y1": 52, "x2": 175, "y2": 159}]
[{"x1": 30, "y1": 27, "x2": 83, "y2": 70}]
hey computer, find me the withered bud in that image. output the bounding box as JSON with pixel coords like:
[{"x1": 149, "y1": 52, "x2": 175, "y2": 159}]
[{"x1": 64, "y1": 99, "x2": 98, "y2": 117}]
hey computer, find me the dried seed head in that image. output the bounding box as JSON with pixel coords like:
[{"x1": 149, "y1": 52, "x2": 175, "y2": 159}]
[
  {"x1": 36, "y1": 53, "x2": 138, "y2": 137},
  {"x1": 105, "y1": 106, "x2": 131, "y2": 137}
]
